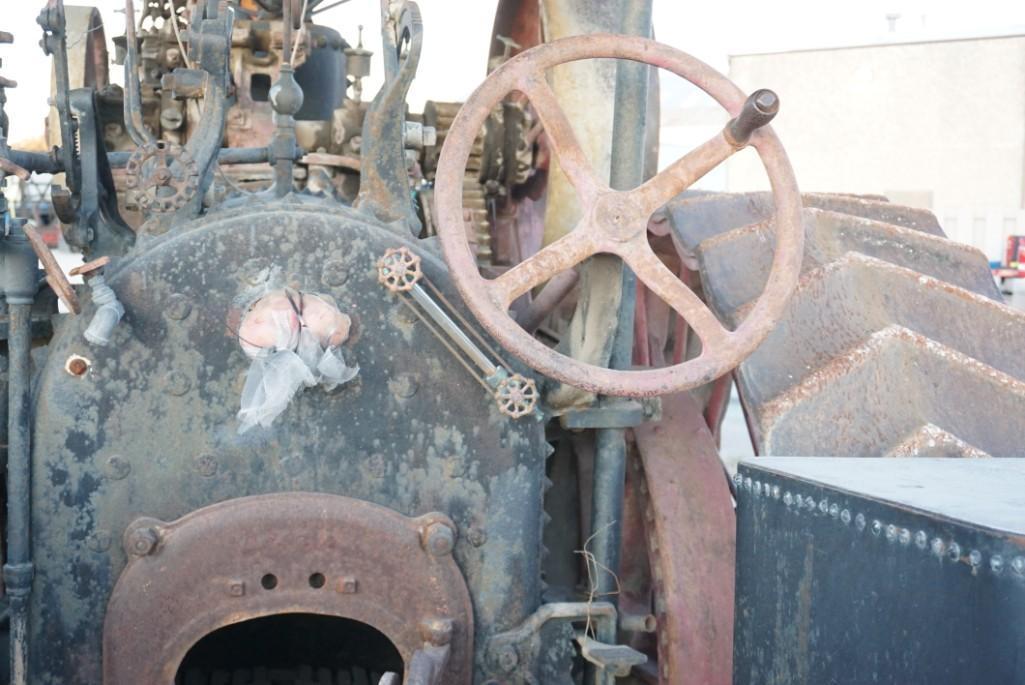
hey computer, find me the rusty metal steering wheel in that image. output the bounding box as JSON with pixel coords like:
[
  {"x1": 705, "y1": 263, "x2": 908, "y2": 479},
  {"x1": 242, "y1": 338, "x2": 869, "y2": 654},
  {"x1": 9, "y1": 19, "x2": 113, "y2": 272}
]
[{"x1": 435, "y1": 34, "x2": 803, "y2": 397}]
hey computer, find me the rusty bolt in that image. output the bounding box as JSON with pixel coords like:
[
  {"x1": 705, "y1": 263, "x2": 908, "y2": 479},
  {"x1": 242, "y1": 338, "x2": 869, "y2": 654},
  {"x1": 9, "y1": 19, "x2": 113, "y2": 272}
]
[
  {"x1": 466, "y1": 527, "x2": 487, "y2": 547},
  {"x1": 166, "y1": 294, "x2": 193, "y2": 321},
  {"x1": 322, "y1": 259, "x2": 350, "y2": 287},
  {"x1": 195, "y1": 454, "x2": 218, "y2": 477},
  {"x1": 127, "y1": 527, "x2": 160, "y2": 556},
  {"x1": 421, "y1": 521, "x2": 455, "y2": 556},
  {"x1": 166, "y1": 370, "x2": 192, "y2": 396},
  {"x1": 419, "y1": 617, "x2": 454, "y2": 646},
  {"x1": 492, "y1": 644, "x2": 519, "y2": 673},
  {"x1": 103, "y1": 455, "x2": 131, "y2": 481},
  {"x1": 336, "y1": 576, "x2": 359, "y2": 594},
  {"x1": 227, "y1": 580, "x2": 246, "y2": 597},
  {"x1": 65, "y1": 354, "x2": 91, "y2": 377}
]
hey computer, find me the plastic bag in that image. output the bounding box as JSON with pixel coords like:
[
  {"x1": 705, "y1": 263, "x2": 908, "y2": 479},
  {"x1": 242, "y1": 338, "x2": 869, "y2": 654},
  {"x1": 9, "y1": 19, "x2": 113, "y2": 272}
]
[{"x1": 237, "y1": 289, "x2": 358, "y2": 433}]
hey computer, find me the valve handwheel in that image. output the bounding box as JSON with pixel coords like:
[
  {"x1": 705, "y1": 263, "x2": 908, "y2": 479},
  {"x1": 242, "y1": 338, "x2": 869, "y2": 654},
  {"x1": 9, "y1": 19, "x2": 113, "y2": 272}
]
[{"x1": 435, "y1": 34, "x2": 804, "y2": 397}]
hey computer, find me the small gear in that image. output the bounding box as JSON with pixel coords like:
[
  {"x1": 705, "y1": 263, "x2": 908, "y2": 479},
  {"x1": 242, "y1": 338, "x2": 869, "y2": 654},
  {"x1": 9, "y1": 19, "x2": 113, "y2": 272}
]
[
  {"x1": 124, "y1": 141, "x2": 199, "y2": 214},
  {"x1": 495, "y1": 373, "x2": 538, "y2": 418},
  {"x1": 377, "y1": 246, "x2": 423, "y2": 292}
]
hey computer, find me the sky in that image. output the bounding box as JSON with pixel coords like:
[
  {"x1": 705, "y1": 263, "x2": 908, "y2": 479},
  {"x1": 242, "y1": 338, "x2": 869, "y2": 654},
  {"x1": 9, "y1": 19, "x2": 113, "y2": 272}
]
[{"x1": 3, "y1": 0, "x2": 1025, "y2": 143}]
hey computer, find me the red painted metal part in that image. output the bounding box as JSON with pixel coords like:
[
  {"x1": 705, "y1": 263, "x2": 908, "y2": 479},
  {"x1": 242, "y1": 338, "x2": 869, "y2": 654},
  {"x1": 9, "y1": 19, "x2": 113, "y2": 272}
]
[
  {"x1": 103, "y1": 493, "x2": 474, "y2": 684},
  {"x1": 435, "y1": 34, "x2": 804, "y2": 397},
  {"x1": 633, "y1": 392, "x2": 736, "y2": 685}
]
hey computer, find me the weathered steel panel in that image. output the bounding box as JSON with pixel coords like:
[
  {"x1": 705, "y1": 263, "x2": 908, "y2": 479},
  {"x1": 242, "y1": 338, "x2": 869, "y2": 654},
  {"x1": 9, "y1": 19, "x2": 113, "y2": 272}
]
[{"x1": 734, "y1": 457, "x2": 1025, "y2": 685}]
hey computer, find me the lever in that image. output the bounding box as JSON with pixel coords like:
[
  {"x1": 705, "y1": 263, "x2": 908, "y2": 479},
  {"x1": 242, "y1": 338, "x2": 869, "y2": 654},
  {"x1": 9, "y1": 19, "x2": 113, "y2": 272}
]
[{"x1": 725, "y1": 88, "x2": 779, "y2": 148}]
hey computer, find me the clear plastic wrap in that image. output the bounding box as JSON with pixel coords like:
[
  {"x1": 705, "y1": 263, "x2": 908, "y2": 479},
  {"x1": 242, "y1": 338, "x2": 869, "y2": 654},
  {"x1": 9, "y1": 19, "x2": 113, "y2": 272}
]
[{"x1": 236, "y1": 289, "x2": 358, "y2": 433}]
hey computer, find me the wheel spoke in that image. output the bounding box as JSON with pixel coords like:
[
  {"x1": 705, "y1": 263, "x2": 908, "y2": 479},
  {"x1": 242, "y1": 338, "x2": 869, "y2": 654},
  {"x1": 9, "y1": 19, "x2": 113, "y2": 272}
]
[
  {"x1": 519, "y1": 73, "x2": 603, "y2": 200},
  {"x1": 633, "y1": 132, "x2": 737, "y2": 216},
  {"x1": 489, "y1": 225, "x2": 597, "y2": 307},
  {"x1": 621, "y1": 240, "x2": 729, "y2": 349}
]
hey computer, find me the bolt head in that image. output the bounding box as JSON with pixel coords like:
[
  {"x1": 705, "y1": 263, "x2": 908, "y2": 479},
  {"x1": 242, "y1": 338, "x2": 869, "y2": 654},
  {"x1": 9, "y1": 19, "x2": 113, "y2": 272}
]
[
  {"x1": 127, "y1": 526, "x2": 160, "y2": 556},
  {"x1": 422, "y1": 521, "x2": 456, "y2": 556},
  {"x1": 228, "y1": 580, "x2": 246, "y2": 597}
]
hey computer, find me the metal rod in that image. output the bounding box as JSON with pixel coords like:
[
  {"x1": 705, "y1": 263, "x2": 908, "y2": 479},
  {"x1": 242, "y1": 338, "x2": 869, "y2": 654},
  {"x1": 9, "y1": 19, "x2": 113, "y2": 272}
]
[
  {"x1": 589, "y1": 0, "x2": 653, "y2": 629},
  {"x1": 407, "y1": 283, "x2": 498, "y2": 378},
  {"x1": 123, "y1": 0, "x2": 155, "y2": 146},
  {"x1": 5, "y1": 303, "x2": 33, "y2": 685}
]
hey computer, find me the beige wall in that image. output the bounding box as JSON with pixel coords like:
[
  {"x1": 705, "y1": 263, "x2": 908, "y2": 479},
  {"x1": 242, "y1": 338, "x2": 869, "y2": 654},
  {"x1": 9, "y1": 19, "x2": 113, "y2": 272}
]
[{"x1": 726, "y1": 35, "x2": 1025, "y2": 259}]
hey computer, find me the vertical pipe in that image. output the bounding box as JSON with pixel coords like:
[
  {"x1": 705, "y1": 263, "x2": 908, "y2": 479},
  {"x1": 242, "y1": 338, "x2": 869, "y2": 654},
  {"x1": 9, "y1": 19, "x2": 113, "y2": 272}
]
[
  {"x1": 5, "y1": 303, "x2": 33, "y2": 685},
  {"x1": 588, "y1": 6, "x2": 653, "y2": 685}
]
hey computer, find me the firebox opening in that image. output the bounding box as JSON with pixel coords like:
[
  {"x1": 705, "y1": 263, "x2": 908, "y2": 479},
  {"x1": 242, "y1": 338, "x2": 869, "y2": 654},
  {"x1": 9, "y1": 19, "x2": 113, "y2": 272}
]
[{"x1": 175, "y1": 613, "x2": 404, "y2": 684}]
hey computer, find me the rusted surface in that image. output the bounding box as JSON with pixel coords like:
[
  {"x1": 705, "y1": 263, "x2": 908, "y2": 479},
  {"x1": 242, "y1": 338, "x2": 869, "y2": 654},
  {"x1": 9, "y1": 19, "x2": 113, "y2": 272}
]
[
  {"x1": 68, "y1": 256, "x2": 110, "y2": 277},
  {"x1": 104, "y1": 492, "x2": 473, "y2": 683},
  {"x1": 436, "y1": 35, "x2": 804, "y2": 397},
  {"x1": 633, "y1": 391, "x2": 735, "y2": 685},
  {"x1": 23, "y1": 223, "x2": 80, "y2": 314}
]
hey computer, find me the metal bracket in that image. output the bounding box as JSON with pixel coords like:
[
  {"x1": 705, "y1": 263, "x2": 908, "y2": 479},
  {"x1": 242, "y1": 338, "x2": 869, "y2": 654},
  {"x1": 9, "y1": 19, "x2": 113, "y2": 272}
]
[{"x1": 560, "y1": 398, "x2": 661, "y2": 430}]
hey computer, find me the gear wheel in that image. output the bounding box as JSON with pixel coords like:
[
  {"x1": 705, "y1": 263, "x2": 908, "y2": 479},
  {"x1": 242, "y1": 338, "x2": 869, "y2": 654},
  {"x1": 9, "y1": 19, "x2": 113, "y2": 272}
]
[{"x1": 124, "y1": 141, "x2": 199, "y2": 214}]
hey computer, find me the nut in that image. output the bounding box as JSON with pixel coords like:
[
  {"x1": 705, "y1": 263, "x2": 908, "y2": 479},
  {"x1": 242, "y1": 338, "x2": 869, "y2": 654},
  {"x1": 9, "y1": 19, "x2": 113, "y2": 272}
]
[
  {"x1": 421, "y1": 521, "x2": 455, "y2": 556},
  {"x1": 126, "y1": 526, "x2": 160, "y2": 556}
]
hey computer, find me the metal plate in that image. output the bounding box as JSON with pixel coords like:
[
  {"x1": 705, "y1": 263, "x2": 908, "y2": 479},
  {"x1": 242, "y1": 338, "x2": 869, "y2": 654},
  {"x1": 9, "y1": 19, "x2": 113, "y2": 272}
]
[{"x1": 734, "y1": 457, "x2": 1025, "y2": 685}]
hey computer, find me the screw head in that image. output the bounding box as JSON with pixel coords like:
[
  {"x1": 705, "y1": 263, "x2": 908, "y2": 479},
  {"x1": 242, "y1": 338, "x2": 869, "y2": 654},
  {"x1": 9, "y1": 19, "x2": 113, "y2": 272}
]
[
  {"x1": 104, "y1": 455, "x2": 131, "y2": 481},
  {"x1": 422, "y1": 521, "x2": 456, "y2": 556},
  {"x1": 166, "y1": 370, "x2": 192, "y2": 396},
  {"x1": 127, "y1": 526, "x2": 160, "y2": 556},
  {"x1": 322, "y1": 259, "x2": 350, "y2": 287}
]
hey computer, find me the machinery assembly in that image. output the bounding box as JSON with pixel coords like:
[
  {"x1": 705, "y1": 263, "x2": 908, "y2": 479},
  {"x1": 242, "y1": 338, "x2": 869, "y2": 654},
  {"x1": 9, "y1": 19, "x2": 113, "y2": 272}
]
[{"x1": 0, "y1": 0, "x2": 1021, "y2": 683}]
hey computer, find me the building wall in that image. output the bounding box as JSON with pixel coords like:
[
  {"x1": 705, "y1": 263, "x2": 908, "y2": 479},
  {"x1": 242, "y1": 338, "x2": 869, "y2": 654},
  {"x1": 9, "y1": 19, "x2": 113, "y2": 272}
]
[{"x1": 726, "y1": 35, "x2": 1025, "y2": 261}]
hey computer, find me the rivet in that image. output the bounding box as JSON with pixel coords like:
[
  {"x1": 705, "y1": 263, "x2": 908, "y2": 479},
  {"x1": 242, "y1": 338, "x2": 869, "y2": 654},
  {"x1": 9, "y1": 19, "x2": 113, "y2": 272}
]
[
  {"x1": 744, "y1": 477, "x2": 752, "y2": 491},
  {"x1": 753, "y1": 481, "x2": 762, "y2": 496},
  {"x1": 783, "y1": 492, "x2": 793, "y2": 506},
  {"x1": 281, "y1": 454, "x2": 306, "y2": 477},
  {"x1": 990, "y1": 555, "x2": 1004, "y2": 575},
  {"x1": 127, "y1": 526, "x2": 160, "y2": 556},
  {"x1": 194, "y1": 453, "x2": 218, "y2": 477},
  {"x1": 86, "y1": 530, "x2": 112, "y2": 552},
  {"x1": 1011, "y1": 557, "x2": 1025, "y2": 576},
  {"x1": 805, "y1": 497, "x2": 816, "y2": 512},
  {"x1": 103, "y1": 455, "x2": 131, "y2": 481},
  {"x1": 885, "y1": 524, "x2": 897, "y2": 542},
  {"x1": 336, "y1": 576, "x2": 359, "y2": 594},
  {"x1": 733, "y1": 473, "x2": 743, "y2": 487},
  {"x1": 794, "y1": 494, "x2": 803, "y2": 508},
  {"x1": 322, "y1": 259, "x2": 350, "y2": 286},
  {"x1": 840, "y1": 509, "x2": 851, "y2": 525},
  {"x1": 166, "y1": 293, "x2": 192, "y2": 321},
  {"x1": 855, "y1": 513, "x2": 866, "y2": 531},
  {"x1": 948, "y1": 542, "x2": 962, "y2": 561},
  {"x1": 65, "y1": 354, "x2": 92, "y2": 377},
  {"x1": 166, "y1": 370, "x2": 192, "y2": 396},
  {"x1": 422, "y1": 521, "x2": 456, "y2": 556},
  {"x1": 227, "y1": 580, "x2": 246, "y2": 597},
  {"x1": 829, "y1": 503, "x2": 839, "y2": 518},
  {"x1": 914, "y1": 531, "x2": 928, "y2": 550},
  {"x1": 898, "y1": 528, "x2": 911, "y2": 546},
  {"x1": 930, "y1": 538, "x2": 945, "y2": 557},
  {"x1": 771, "y1": 485, "x2": 781, "y2": 500},
  {"x1": 871, "y1": 519, "x2": 882, "y2": 536},
  {"x1": 968, "y1": 549, "x2": 982, "y2": 567},
  {"x1": 494, "y1": 644, "x2": 519, "y2": 673},
  {"x1": 467, "y1": 527, "x2": 487, "y2": 547},
  {"x1": 818, "y1": 499, "x2": 828, "y2": 515}
]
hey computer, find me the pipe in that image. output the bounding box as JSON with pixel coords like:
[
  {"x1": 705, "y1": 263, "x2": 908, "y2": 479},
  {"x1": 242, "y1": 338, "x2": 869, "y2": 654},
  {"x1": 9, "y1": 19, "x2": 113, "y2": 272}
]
[
  {"x1": 589, "y1": 0, "x2": 653, "y2": 620},
  {"x1": 1, "y1": 216, "x2": 41, "y2": 685},
  {"x1": 123, "y1": 0, "x2": 156, "y2": 147},
  {"x1": 83, "y1": 275, "x2": 124, "y2": 346},
  {"x1": 4, "y1": 304, "x2": 32, "y2": 685}
]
